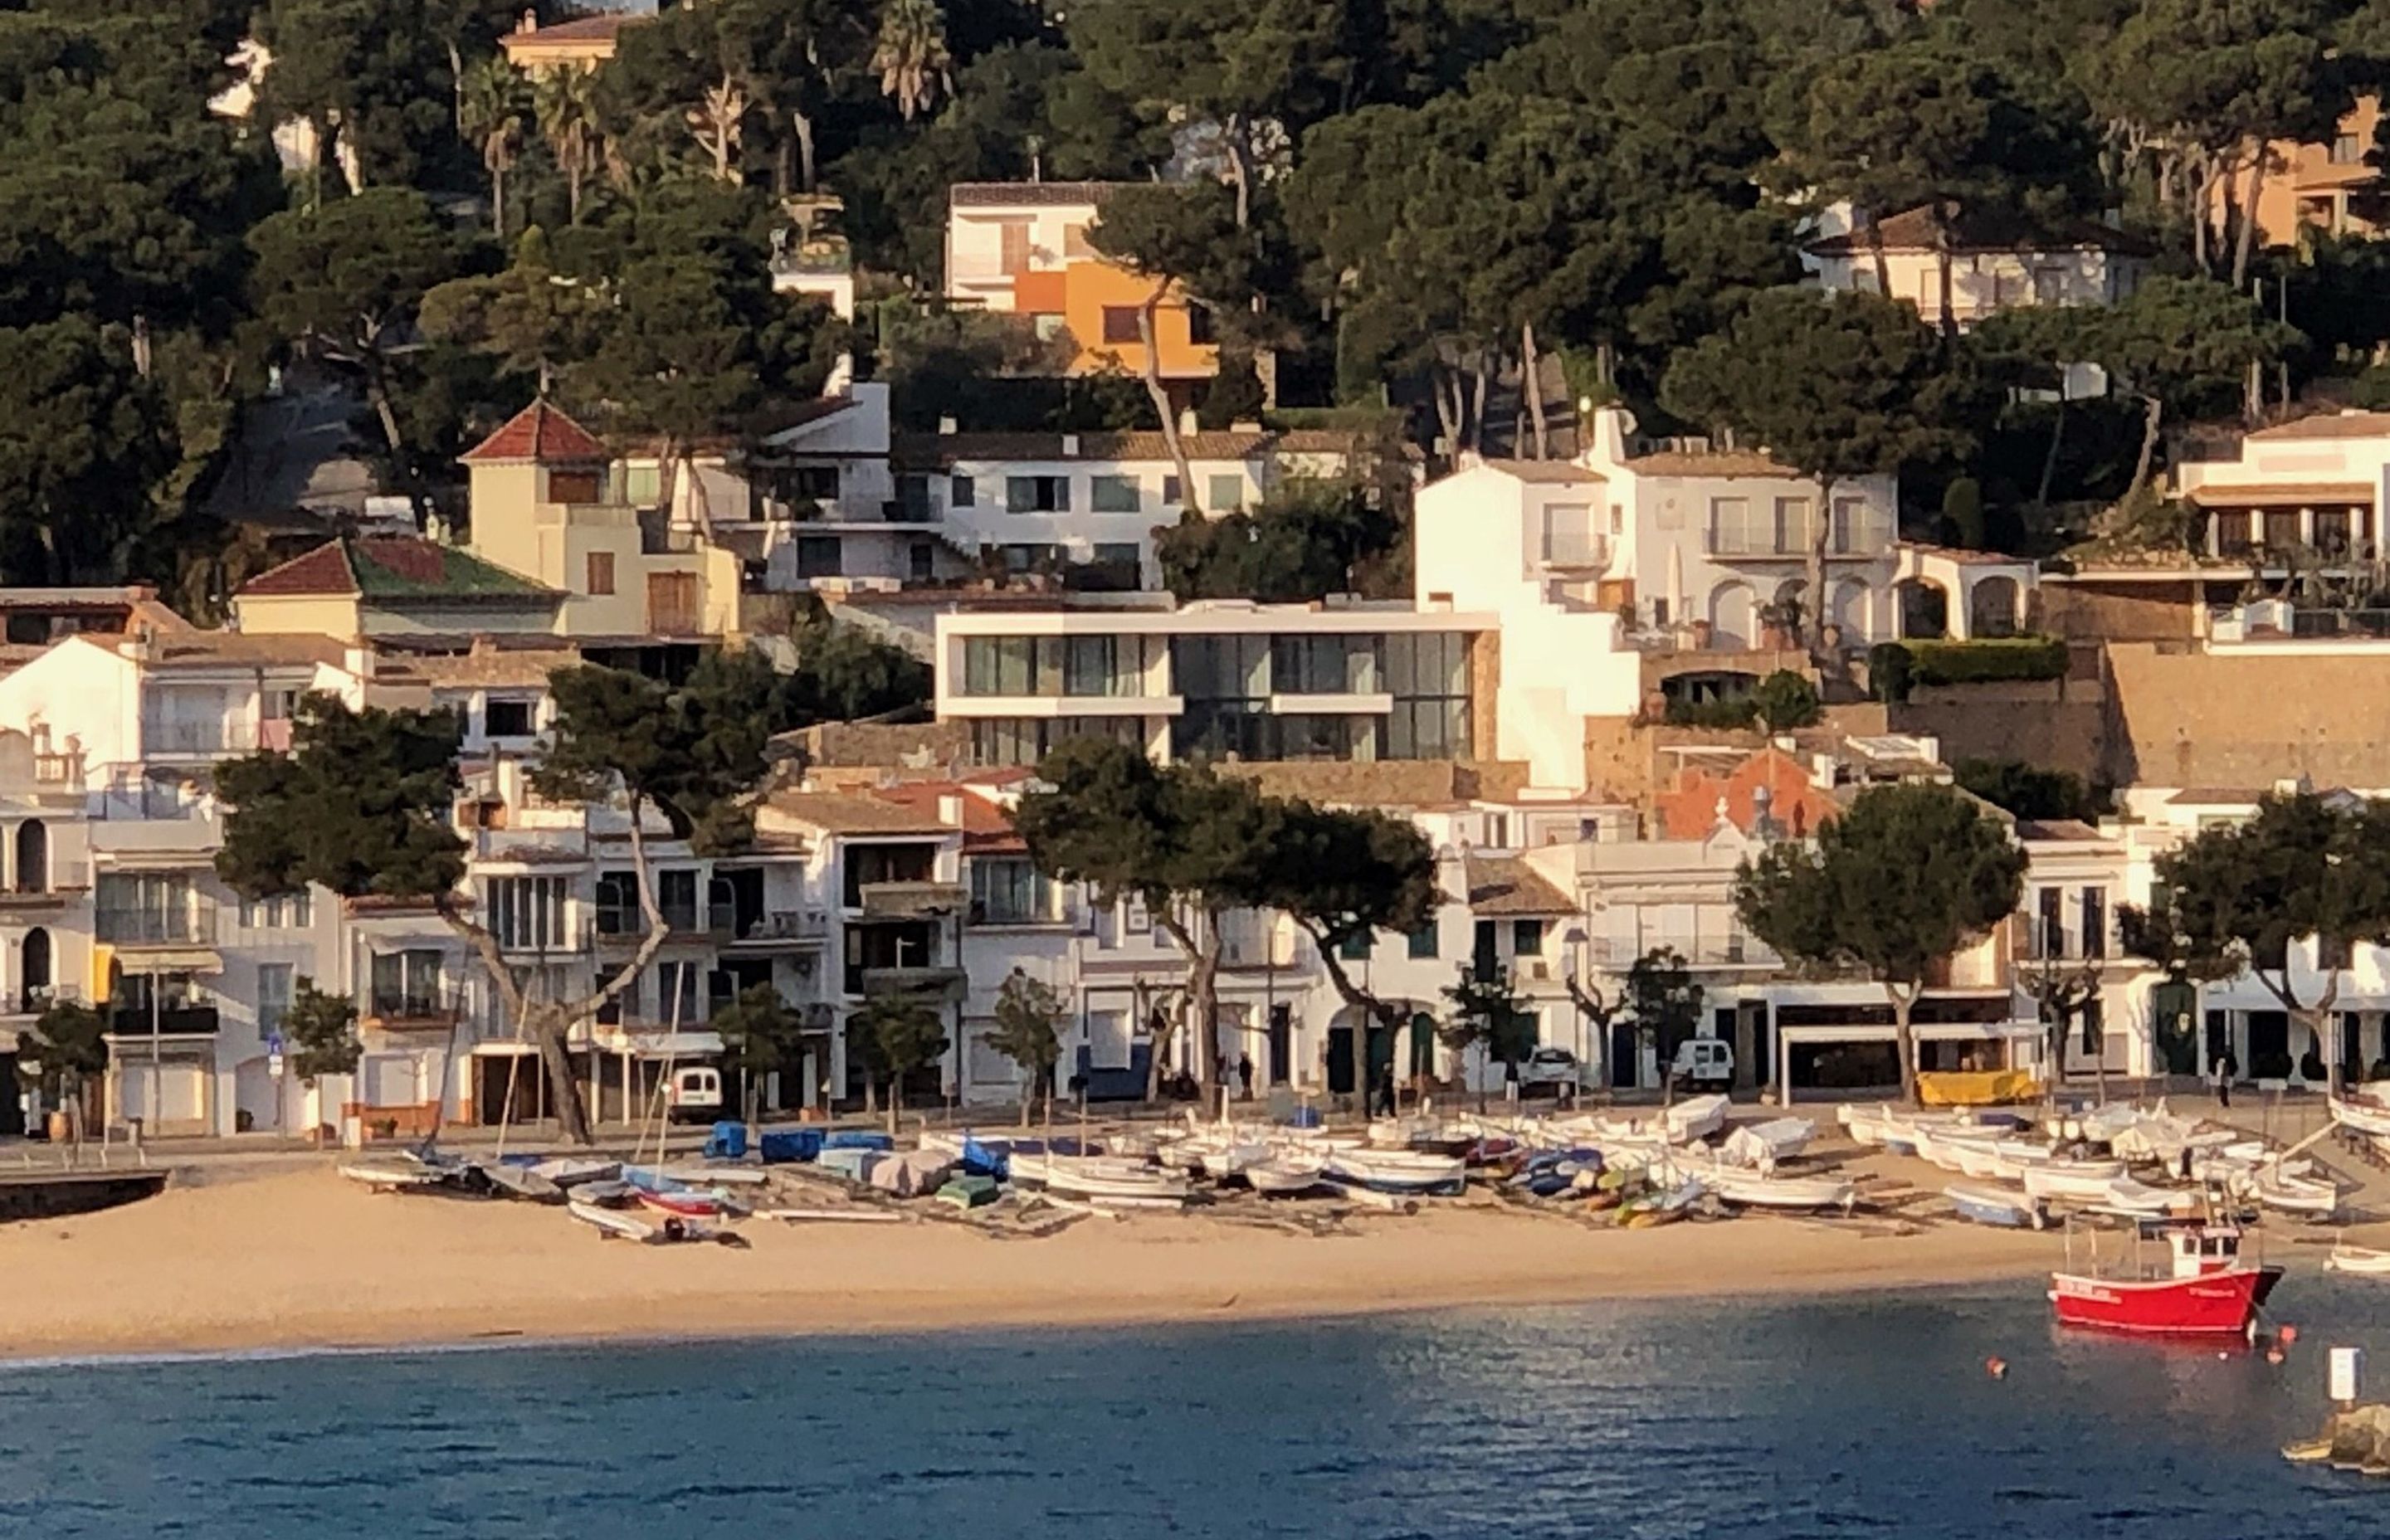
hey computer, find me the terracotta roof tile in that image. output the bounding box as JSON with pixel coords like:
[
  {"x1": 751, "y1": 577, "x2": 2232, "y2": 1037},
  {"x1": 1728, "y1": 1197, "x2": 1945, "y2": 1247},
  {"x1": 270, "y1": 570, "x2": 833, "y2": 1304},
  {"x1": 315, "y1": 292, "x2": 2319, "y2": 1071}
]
[
  {"x1": 1804, "y1": 206, "x2": 2157, "y2": 257},
  {"x1": 237, "y1": 541, "x2": 359, "y2": 597},
  {"x1": 1626, "y1": 448, "x2": 1795, "y2": 478},
  {"x1": 890, "y1": 428, "x2": 1364, "y2": 469},
  {"x1": 1464, "y1": 854, "x2": 1576, "y2": 917},
  {"x1": 2246, "y1": 411, "x2": 2390, "y2": 441},
  {"x1": 949, "y1": 182, "x2": 1124, "y2": 208},
  {"x1": 1478, "y1": 459, "x2": 1606, "y2": 485},
  {"x1": 236, "y1": 538, "x2": 557, "y2": 602},
  {"x1": 759, "y1": 789, "x2": 956, "y2": 836},
  {"x1": 500, "y1": 15, "x2": 646, "y2": 48},
  {"x1": 461, "y1": 400, "x2": 610, "y2": 465}
]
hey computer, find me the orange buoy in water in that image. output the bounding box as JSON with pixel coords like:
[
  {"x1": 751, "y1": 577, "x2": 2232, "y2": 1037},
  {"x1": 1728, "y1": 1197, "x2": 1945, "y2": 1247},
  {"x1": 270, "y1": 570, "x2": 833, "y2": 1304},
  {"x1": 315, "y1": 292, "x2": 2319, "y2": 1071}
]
[
  {"x1": 1986, "y1": 1357, "x2": 2008, "y2": 1380},
  {"x1": 2280, "y1": 1324, "x2": 2300, "y2": 1345}
]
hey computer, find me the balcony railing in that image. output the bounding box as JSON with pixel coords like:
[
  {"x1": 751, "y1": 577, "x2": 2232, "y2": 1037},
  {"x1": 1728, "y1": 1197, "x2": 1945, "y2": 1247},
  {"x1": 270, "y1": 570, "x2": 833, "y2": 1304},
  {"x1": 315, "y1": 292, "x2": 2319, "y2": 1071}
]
[
  {"x1": 95, "y1": 901, "x2": 217, "y2": 948},
  {"x1": 858, "y1": 964, "x2": 968, "y2": 999},
  {"x1": 107, "y1": 1004, "x2": 220, "y2": 1036},
  {"x1": 719, "y1": 908, "x2": 832, "y2": 944},
  {"x1": 1538, "y1": 534, "x2": 1608, "y2": 569},
  {"x1": 1583, "y1": 934, "x2": 1779, "y2": 968},
  {"x1": 856, "y1": 881, "x2": 969, "y2": 919},
  {"x1": 0, "y1": 984, "x2": 82, "y2": 1017},
  {"x1": 140, "y1": 721, "x2": 289, "y2": 757},
  {"x1": 89, "y1": 782, "x2": 212, "y2": 821}
]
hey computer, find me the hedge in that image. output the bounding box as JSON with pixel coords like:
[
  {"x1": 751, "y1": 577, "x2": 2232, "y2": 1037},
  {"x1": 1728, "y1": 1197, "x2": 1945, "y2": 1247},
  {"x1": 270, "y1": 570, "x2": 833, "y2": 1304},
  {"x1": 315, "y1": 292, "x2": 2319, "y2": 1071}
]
[{"x1": 1888, "y1": 636, "x2": 2069, "y2": 690}]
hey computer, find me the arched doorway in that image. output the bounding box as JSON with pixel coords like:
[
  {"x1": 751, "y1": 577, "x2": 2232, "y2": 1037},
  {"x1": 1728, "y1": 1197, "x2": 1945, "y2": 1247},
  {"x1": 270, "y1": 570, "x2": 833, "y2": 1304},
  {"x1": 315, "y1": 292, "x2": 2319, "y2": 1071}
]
[
  {"x1": 12, "y1": 818, "x2": 45, "y2": 894},
  {"x1": 1830, "y1": 578, "x2": 1873, "y2": 645},
  {"x1": 22, "y1": 927, "x2": 50, "y2": 1001},
  {"x1": 1896, "y1": 580, "x2": 1950, "y2": 639},
  {"x1": 1707, "y1": 582, "x2": 1758, "y2": 650},
  {"x1": 1968, "y1": 575, "x2": 2021, "y2": 638}
]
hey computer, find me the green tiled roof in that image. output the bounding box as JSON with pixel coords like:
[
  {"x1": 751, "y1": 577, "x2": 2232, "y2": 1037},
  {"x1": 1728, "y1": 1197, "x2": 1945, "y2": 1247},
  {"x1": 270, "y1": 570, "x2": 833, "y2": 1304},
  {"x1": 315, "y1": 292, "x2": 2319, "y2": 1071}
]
[{"x1": 241, "y1": 538, "x2": 558, "y2": 604}]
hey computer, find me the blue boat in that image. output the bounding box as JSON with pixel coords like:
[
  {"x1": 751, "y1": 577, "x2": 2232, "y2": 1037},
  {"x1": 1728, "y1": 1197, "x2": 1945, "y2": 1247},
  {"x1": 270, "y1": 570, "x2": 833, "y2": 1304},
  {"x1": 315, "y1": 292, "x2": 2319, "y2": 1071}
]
[{"x1": 1944, "y1": 1183, "x2": 2046, "y2": 1230}]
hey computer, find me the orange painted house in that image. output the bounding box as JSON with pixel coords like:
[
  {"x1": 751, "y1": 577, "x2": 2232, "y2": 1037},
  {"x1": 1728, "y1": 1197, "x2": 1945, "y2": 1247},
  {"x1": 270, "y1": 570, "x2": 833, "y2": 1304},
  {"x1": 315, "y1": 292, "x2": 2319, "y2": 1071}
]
[{"x1": 1653, "y1": 747, "x2": 1845, "y2": 841}]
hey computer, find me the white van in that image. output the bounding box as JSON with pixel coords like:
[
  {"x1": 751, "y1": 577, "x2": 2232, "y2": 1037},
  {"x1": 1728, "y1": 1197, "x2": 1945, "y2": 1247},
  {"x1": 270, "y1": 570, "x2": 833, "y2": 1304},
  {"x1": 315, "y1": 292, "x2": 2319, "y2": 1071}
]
[
  {"x1": 1669, "y1": 1039, "x2": 1734, "y2": 1090},
  {"x1": 666, "y1": 1065, "x2": 724, "y2": 1123}
]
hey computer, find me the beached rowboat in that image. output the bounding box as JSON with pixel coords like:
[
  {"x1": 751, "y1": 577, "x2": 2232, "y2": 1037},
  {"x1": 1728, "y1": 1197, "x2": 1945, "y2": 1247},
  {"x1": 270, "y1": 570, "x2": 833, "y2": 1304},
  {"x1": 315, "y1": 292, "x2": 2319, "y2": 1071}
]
[
  {"x1": 569, "y1": 1199, "x2": 658, "y2": 1241},
  {"x1": 2021, "y1": 1159, "x2": 2130, "y2": 1203},
  {"x1": 338, "y1": 1157, "x2": 453, "y2": 1192},
  {"x1": 1691, "y1": 1163, "x2": 1854, "y2": 1212},
  {"x1": 2251, "y1": 1167, "x2": 2339, "y2": 1218},
  {"x1": 1245, "y1": 1157, "x2": 1325, "y2": 1196},
  {"x1": 1944, "y1": 1183, "x2": 2045, "y2": 1229},
  {"x1": 638, "y1": 1188, "x2": 731, "y2": 1219},
  {"x1": 2325, "y1": 1243, "x2": 2390, "y2": 1275},
  {"x1": 2329, "y1": 1092, "x2": 2390, "y2": 1139},
  {"x1": 1323, "y1": 1149, "x2": 1466, "y2": 1197},
  {"x1": 1009, "y1": 1153, "x2": 1192, "y2": 1206}
]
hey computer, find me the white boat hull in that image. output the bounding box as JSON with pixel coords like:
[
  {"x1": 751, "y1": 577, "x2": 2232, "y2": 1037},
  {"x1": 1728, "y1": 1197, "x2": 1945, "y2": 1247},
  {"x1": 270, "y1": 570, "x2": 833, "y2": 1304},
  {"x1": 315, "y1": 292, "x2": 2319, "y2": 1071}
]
[
  {"x1": 2330, "y1": 1093, "x2": 2390, "y2": 1138},
  {"x1": 1245, "y1": 1159, "x2": 1325, "y2": 1196},
  {"x1": 1012, "y1": 1153, "x2": 1191, "y2": 1205},
  {"x1": 2253, "y1": 1172, "x2": 2339, "y2": 1216},
  {"x1": 1324, "y1": 1150, "x2": 1466, "y2": 1196},
  {"x1": 1697, "y1": 1168, "x2": 1853, "y2": 1211},
  {"x1": 2327, "y1": 1245, "x2": 2390, "y2": 1275},
  {"x1": 568, "y1": 1199, "x2": 658, "y2": 1241},
  {"x1": 2021, "y1": 1161, "x2": 2129, "y2": 1203},
  {"x1": 1944, "y1": 1183, "x2": 2044, "y2": 1228}
]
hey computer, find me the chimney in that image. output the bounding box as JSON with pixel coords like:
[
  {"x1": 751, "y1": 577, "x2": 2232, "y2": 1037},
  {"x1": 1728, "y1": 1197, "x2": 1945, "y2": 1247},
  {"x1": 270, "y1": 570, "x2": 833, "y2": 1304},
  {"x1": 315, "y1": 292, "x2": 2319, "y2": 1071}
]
[
  {"x1": 517, "y1": 7, "x2": 536, "y2": 34},
  {"x1": 1178, "y1": 408, "x2": 1201, "y2": 436},
  {"x1": 1587, "y1": 405, "x2": 1636, "y2": 468},
  {"x1": 938, "y1": 792, "x2": 963, "y2": 826},
  {"x1": 938, "y1": 416, "x2": 958, "y2": 436},
  {"x1": 1061, "y1": 433, "x2": 1080, "y2": 456}
]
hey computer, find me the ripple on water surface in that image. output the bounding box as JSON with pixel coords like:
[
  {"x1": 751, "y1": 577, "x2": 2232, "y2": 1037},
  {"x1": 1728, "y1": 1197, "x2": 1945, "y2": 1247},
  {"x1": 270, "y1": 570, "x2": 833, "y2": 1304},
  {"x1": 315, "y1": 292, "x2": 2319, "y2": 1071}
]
[{"x1": 1, "y1": 1284, "x2": 2383, "y2": 1540}]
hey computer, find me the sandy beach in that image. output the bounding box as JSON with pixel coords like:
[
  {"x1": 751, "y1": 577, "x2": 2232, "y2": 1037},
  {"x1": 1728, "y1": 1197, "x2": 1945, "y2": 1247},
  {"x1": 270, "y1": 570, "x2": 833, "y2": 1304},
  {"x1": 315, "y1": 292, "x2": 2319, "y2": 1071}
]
[{"x1": 0, "y1": 1148, "x2": 2119, "y2": 1362}]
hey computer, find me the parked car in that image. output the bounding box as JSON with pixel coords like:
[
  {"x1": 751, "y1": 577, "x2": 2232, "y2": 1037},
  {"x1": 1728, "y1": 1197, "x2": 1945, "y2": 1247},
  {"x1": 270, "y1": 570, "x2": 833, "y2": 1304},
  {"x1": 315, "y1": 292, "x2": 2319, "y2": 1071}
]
[
  {"x1": 665, "y1": 1065, "x2": 724, "y2": 1123},
  {"x1": 1520, "y1": 1046, "x2": 1590, "y2": 1099},
  {"x1": 1669, "y1": 1038, "x2": 1734, "y2": 1090}
]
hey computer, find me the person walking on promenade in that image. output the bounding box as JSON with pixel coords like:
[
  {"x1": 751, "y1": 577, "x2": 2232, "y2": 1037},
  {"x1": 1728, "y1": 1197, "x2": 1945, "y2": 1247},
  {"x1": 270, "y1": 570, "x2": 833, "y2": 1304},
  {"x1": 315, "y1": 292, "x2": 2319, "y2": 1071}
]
[{"x1": 2212, "y1": 1050, "x2": 2232, "y2": 1109}]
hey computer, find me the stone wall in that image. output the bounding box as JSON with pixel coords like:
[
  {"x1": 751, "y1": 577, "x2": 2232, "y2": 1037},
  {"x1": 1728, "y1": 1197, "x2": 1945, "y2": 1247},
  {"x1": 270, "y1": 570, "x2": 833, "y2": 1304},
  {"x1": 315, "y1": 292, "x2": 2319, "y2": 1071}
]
[
  {"x1": 1892, "y1": 674, "x2": 2117, "y2": 785},
  {"x1": 2102, "y1": 643, "x2": 2390, "y2": 789}
]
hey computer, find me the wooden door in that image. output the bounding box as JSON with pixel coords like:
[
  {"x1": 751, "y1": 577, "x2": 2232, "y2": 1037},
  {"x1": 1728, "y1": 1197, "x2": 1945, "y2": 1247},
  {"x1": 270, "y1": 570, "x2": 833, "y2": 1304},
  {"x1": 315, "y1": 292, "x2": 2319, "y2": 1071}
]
[
  {"x1": 646, "y1": 571, "x2": 700, "y2": 635},
  {"x1": 998, "y1": 220, "x2": 1031, "y2": 275}
]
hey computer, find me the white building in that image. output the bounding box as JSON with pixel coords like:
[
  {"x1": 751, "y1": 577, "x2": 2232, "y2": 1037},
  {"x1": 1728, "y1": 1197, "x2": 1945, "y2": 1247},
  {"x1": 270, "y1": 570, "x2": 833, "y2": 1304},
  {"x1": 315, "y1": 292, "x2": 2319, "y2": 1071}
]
[
  {"x1": 0, "y1": 726, "x2": 94, "y2": 1136},
  {"x1": 2174, "y1": 410, "x2": 2388, "y2": 572},
  {"x1": 944, "y1": 182, "x2": 1110, "y2": 314},
  {"x1": 1803, "y1": 205, "x2": 2153, "y2": 330},
  {"x1": 931, "y1": 597, "x2": 1495, "y2": 770}
]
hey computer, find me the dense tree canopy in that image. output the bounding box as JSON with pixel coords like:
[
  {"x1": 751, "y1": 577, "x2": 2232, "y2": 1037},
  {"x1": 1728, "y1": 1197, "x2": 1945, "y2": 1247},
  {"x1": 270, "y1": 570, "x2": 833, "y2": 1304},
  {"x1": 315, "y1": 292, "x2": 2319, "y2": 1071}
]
[
  {"x1": 1736, "y1": 782, "x2": 2027, "y2": 1104},
  {"x1": 20, "y1": 0, "x2": 2390, "y2": 598},
  {"x1": 2120, "y1": 792, "x2": 2390, "y2": 1092}
]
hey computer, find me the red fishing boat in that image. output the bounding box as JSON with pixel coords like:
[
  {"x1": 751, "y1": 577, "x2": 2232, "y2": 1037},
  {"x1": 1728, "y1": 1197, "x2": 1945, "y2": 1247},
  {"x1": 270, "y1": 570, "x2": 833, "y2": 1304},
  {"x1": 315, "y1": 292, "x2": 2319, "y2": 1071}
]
[{"x1": 2049, "y1": 1216, "x2": 2282, "y2": 1336}]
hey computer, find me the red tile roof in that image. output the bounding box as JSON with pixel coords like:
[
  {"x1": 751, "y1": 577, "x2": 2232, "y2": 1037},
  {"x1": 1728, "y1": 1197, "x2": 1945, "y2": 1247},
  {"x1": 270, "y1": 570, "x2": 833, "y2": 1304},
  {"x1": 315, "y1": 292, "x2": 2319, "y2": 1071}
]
[
  {"x1": 461, "y1": 400, "x2": 609, "y2": 465},
  {"x1": 237, "y1": 537, "x2": 558, "y2": 601},
  {"x1": 500, "y1": 15, "x2": 646, "y2": 49},
  {"x1": 238, "y1": 541, "x2": 359, "y2": 597}
]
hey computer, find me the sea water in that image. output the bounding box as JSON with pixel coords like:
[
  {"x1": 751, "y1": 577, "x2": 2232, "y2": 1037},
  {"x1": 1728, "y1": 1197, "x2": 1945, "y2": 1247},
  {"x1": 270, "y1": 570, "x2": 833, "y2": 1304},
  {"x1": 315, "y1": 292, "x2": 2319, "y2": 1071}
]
[{"x1": 2, "y1": 1283, "x2": 2383, "y2": 1539}]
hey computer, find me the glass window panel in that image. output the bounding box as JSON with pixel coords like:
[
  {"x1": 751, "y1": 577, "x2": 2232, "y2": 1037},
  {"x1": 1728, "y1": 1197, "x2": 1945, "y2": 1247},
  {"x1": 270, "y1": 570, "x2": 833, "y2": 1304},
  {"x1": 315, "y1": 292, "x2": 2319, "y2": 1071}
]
[{"x1": 1090, "y1": 475, "x2": 1141, "y2": 513}]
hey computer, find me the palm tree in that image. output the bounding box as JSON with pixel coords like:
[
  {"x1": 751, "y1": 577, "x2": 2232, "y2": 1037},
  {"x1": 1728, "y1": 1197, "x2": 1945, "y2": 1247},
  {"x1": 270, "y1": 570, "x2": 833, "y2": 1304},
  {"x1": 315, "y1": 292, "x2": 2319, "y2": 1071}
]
[
  {"x1": 533, "y1": 66, "x2": 602, "y2": 223},
  {"x1": 460, "y1": 55, "x2": 529, "y2": 236},
  {"x1": 872, "y1": 0, "x2": 953, "y2": 122}
]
